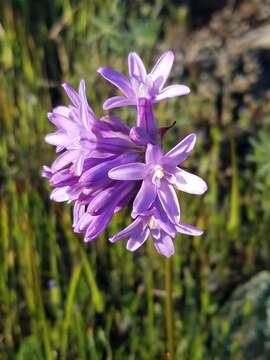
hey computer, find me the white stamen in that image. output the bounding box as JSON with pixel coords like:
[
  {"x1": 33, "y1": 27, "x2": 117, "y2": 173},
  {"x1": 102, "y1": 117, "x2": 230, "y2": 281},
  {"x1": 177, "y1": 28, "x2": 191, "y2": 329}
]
[{"x1": 149, "y1": 216, "x2": 157, "y2": 229}]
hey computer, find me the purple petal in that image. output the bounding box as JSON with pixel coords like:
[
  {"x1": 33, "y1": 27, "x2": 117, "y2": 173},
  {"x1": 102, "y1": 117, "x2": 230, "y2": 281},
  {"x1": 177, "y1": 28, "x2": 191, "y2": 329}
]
[
  {"x1": 99, "y1": 115, "x2": 130, "y2": 134},
  {"x1": 163, "y1": 133, "x2": 196, "y2": 166},
  {"x1": 129, "y1": 126, "x2": 153, "y2": 146},
  {"x1": 150, "y1": 50, "x2": 174, "y2": 89},
  {"x1": 176, "y1": 221, "x2": 203, "y2": 236},
  {"x1": 109, "y1": 217, "x2": 143, "y2": 243},
  {"x1": 136, "y1": 98, "x2": 158, "y2": 141},
  {"x1": 154, "y1": 84, "x2": 190, "y2": 102},
  {"x1": 62, "y1": 83, "x2": 80, "y2": 107},
  {"x1": 157, "y1": 182, "x2": 180, "y2": 223},
  {"x1": 126, "y1": 227, "x2": 150, "y2": 251},
  {"x1": 109, "y1": 163, "x2": 147, "y2": 180},
  {"x1": 132, "y1": 179, "x2": 157, "y2": 216},
  {"x1": 128, "y1": 52, "x2": 147, "y2": 81},
  {"x1": 80, "y1": 153, "x2": 138, "y2": 185},
  {"x1": 103, "y1": 96, "x2": 136, "y2": 110},
  {"x1": 97, "y1": 67, "x2": 134, "y2": 98},
  {"x1": 84, "y1": 209, "x2": 114, "y2": 242},
  {"x1": 174, "y1": 168, "x2": 207, "y2": 195},
  {"x1": 153, "y1": 230, "x2": 175, "y2": 257},
  {"x1": 145, "y1": 144, "x2": 163, "y2": 164}
]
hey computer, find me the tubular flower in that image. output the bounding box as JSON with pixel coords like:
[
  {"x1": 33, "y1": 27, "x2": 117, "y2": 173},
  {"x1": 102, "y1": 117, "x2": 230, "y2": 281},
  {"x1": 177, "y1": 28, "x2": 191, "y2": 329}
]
[
  {"x1": 43, "y1": 50, "x2": 207, "y2": 257},
  {"x1": 98, "y1": 50, "x2": 190, "y2": 110}
]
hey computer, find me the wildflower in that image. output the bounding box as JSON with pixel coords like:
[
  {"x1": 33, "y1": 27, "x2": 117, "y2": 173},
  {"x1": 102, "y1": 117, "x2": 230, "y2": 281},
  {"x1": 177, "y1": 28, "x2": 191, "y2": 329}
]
[
  {"x1": 109, "y1": 134, "x2": 207, "y2": 222},
  {"x1": 110, "y1": 200, "x2": 202, "y2": 257},
  {"x1": 98, "y1": 50, "x2": 190, "y2": 110},
  {"x1": 43, "y1": 50, "x2": 207, "y2": 257}
]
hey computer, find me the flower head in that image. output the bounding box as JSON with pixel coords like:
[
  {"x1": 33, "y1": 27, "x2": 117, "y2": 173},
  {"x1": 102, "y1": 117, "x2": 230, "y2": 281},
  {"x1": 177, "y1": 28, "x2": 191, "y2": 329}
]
[
  {"x1": 43, "y1": 50, "x2": 207, "y2": 257},
  {"x1": 98, "y1": 50, "x2": 190, "y2": 110}
]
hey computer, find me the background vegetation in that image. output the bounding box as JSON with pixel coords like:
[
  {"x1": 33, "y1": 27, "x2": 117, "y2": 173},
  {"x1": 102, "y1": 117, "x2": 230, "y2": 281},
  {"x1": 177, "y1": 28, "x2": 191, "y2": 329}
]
[{"x1": 1, "y1": 0, "x2": 270, "y2": 358}]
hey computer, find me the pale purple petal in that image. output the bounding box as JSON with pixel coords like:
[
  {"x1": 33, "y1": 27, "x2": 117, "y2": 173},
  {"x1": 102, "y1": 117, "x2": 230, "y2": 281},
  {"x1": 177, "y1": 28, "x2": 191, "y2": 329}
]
[
  {"x1": 79, "y1": 80, "x2": 93, "y2": 130},
  {"x1": 128, "y1": 52, "x2": 147, "y2": 81},
  {"x1": 157, "y1": 182, "x2": 180, "y2": 223},
  {"x1": 153, "y1": 231, "x2": 175, "y2": 258},
  {"x1": 51, "y1": 150, "x2": 78, "y2": 171},
  {"x1": 150, "y1": 50, "x2": 174, "y2": 89},
  {"x1": 109, "y1": 217, "x2": 143, "y2": 243},
  {"x1": 109, "y1": 163, "x2": 147, "y2": 180},
  {"x1": 48, "y1": 112, "x2": 77, "y2": 132},
  {"x1": 73, "y1": 154, "x2": 85, "y2": 176},
  {"x1": 132, "y1": 179, "x2": 157, "y2": 216},
  {"x1": 103, "y1": 96, "x2": 136, "y2": 110},
  {"x1": 126, "y1": 227, "x2": 150, "y2": 251},
  {"x1": 52, "y1": 106, "x2": 70, "y2": 118},
  {"x1": 174, "y1": 168, "x2": 207, "y2": 195},
  {"x1": 97, "y1": 67, "x2": 134, "y2": 98},
  {"x1": 50, "y1": 187, "x2": 70, "y2": 202},
  {"x1": 163, "y1": 133, "x2": 196, "y2": 166},
  {"x1": 176, "y1": 221, "x2": 203, "y2": 236},
  {"x1": 154, "y1": 84, "x2": 190, "y2": 102},
  {"x1": 145, "y1": 144, "x2": 163, "y2": 164},
  {"x1": 62, "y1": 83, "x2": 80, "y2": 107},
  {"x1": 73, "y1": 202, "x2": 85, "y2": 228},
  {"x1": 45, "y1": 132, "x2": 70, "y2": 147}
]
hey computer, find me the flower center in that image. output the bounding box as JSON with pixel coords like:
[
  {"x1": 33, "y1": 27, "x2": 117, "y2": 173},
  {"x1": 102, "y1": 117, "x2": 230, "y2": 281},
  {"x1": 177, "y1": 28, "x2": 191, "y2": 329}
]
[
  {"x1": 149, "y1": 216, "x2": 157, "y2": 229},
  {"x1": 154, "y1": 165, "x2": 164, "y2": 179}
]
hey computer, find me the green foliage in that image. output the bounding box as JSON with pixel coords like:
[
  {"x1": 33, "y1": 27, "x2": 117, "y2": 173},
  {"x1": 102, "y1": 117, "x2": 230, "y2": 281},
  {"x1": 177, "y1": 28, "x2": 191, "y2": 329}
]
[{"x1": 0, "y1": 0, "x2": 270, "y2": 359}]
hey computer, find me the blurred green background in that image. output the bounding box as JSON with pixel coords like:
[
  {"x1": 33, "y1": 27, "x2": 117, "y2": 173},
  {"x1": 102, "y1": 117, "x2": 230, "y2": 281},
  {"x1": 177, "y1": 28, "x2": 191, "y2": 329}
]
[{"x1": 1, "y1": 0, "x2": 270, "y2": 359}]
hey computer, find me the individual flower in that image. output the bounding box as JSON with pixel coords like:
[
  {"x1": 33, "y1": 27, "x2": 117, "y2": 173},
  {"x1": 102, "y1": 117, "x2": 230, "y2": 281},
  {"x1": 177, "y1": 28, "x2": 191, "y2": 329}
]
[
  {"x1": 108, "y1": 133, "x2": 207, "y2": 222},
  {"x1": 98, "y1": 50, "x2": 190, "y2": 110},
  {"x1": 110, "y1": 199, "x2": 202, "y2": 257}
]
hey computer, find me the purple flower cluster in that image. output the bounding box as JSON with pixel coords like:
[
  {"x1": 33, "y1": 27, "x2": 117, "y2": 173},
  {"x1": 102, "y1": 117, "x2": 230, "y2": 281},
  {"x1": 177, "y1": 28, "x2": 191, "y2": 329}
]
[{"x1": 43, "y1": 50, "x2": 207, "y2": 257}]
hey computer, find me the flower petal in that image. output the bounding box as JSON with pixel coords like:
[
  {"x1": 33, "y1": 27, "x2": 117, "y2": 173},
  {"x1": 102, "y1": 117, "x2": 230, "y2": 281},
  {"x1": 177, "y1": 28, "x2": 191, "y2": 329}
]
[
  {"x1": 109, "y1": 163, "x2": 147, "y2": 180},
  {"x1": 176, "y1": 221, "x2": 203, "y2": 236},
  {"x1": 146, "y1": 144, "x2": 163, "y2": 164},
  {"x1": 154, "y1": 84, "x2": 190, "y2": 102},
  {"x1": 97, "y1": 67, "x2": 134, "y2": 98},
  {"x1": 50, "y1": 187, "x2": 70, "y2": 202},
  {"x1": 174, "y1": 168, "x2": 207, "y2": 195},
  {"x1": 163, "y1": 133, "x2": 196, "y2": 166},
  {"x1": 153, "y1": 230, "x2": 175, "y2": 257},
  {"x1": 84, "y1": 209, "x2": 114, "y2": 242},
  {"x1": 126, "y1": 227, "x2": 150, "y2": 251},
  {"x1": 128, "y1": 52, "x2": 147, "y2": 81},
  {"x1": 157, "y1": 182, "x2": 180, "y2": 223},
  {"x1": 109, "y1": 217, "x2": 143, "y2": 243},
  {"x1": 132, "y1": 179, "x2": 157, "y2": 216},
  {"x1": 150, "y1": 50, "x2": 174, "y2": 89},
  {"x1": 51, "y1": 150, "x2": 78, "y2": 171},
  {"x1": 45, "y1": 131, "x2": 70, "y2": 147},
  {"x1": 103, "y1": 96, "x2": 136, "y2": 110},
  {"x1": 62, "y1": 83, "x2": 80, "y2": 107}
]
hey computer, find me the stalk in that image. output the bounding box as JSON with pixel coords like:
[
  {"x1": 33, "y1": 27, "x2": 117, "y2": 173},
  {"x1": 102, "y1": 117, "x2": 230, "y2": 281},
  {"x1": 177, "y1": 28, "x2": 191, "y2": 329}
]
[{"x1": 165, "y1": 257, "x2": 174, "y2": 359}]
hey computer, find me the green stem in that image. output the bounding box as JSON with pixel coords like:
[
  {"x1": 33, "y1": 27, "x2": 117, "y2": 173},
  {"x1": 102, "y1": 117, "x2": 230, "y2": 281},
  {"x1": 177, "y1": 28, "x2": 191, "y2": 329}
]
[{"x1": 165, "y1": 257, "x2": 174, "y2": 359}]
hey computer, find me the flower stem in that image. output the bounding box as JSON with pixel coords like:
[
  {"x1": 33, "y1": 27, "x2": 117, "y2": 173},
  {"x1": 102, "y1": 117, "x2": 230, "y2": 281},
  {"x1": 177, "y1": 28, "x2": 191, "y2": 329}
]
[{"x1": 165, "y1": 257, "x2": 174, "y2": 359}]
